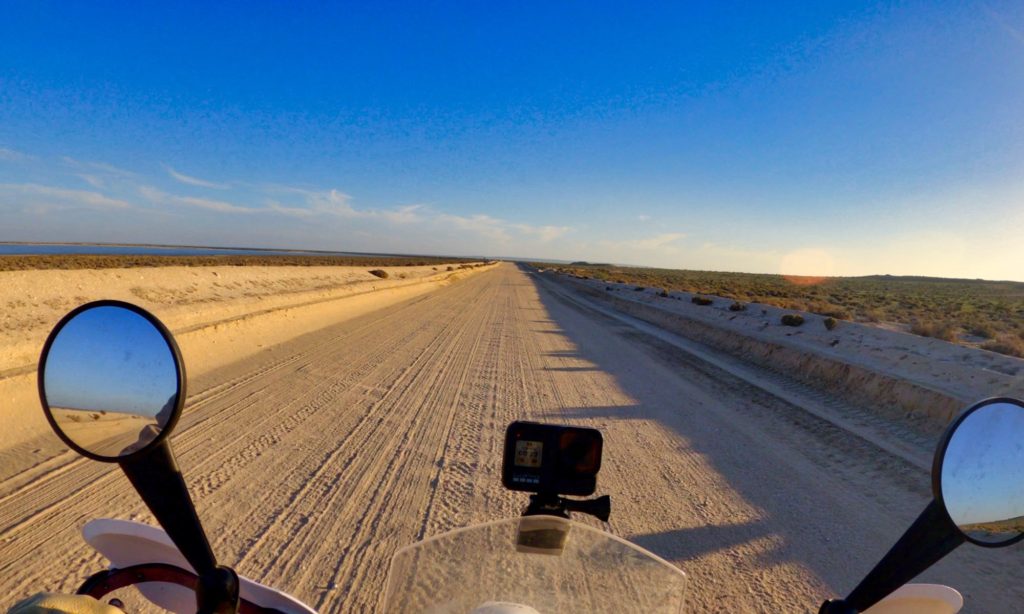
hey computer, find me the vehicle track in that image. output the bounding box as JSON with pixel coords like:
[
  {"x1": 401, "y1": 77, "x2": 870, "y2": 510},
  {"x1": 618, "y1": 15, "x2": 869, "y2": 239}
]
[{"x1": 1, "y1": 263, "x2": 1021, "y2": 612}]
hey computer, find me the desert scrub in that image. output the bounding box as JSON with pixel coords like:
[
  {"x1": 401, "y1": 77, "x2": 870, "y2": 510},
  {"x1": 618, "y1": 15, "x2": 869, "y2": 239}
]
[
  {"x1": 781, "y1": 314, "x2": 805, "y2": 327},
  {"x1": 368, "y1": 269, "x2": 389, "y2": 279},
  {"x1": 659, "y1": 290, "x2": 669, "y2": 297},
  {"x1": 634, "y1": 286, "x2": 646, "y2": 291},
  {"x1": 528, "y1": 261, "x2": 1024, "y2": 353},
  {"x1": 823, "y1": 317, "x2": 838, "y2": 331},
  {"x1": 691, "y1": 296, "x2": 713, "y2": 306},
  {"x1": 981, "y1": 336, "x2": 1024, "y2": 358},
  {"x1": 966, "y1": 322, "x2": 997, "y2": 339},
  {"x1": 728, "y1": 302, "x2": 747, "y2": 312},
  {"x1": 910, "y1": 320, "x2": 957, "y2": 342}
]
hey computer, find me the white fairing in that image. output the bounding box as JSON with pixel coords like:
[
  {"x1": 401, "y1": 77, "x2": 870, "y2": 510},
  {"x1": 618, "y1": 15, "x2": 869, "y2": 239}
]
[
  {"x1": 82, "y1": 519, "x2": 317, "y2": 614},
  {"x1": 864, "y1": 584, "x2": 963, "y2": 614}
]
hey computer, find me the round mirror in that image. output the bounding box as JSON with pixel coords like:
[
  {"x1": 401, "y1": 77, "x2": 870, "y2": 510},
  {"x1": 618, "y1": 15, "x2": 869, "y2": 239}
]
[
  {"x1": 935, "y1": 397, "x2": 1024, "y2": 546},
  {"x1": 38, "y1": 301, "x2": 185, "y2": 461}
]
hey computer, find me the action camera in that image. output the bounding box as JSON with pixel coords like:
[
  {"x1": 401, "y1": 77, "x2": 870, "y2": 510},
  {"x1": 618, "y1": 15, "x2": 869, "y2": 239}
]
[{"x1": 502, "y1": 421, "x2": 603, "y2": 496}]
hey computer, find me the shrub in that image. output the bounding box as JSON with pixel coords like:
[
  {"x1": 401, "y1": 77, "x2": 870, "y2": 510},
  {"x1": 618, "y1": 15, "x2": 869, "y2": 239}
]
[
  {"x1": 824, "y1": 317, "x2": 838, "y2": 331},
  {"x1": 982, "y1": 337, "x2": 1024, "y2": 358},
  {"x1": 368, "y1": 269, "x2": 389, "y2": 279},
  {"x1": 634, "y1": 286, "x2": 646, "y2": 291},
  {"x1": 781, "y1": 314, "x2": 805, "y2": 327},
  {"x1": 967, "y1": 323, "x2": 997, "y2": 339},
  {"x1": 446, "y1": 266, "x2": 454, "y2": 271},
  {"x1": 863, "y1": 309, "x2": 884, "y2": 323},
  {"x1": 910, "y1": 320, "x2": 957, "y2": 342},
  {"x1": 728, "y1": 302, "x2": 747, "y2": 312},
  {"x1": 692, "y1": 296, "x2": 713, "y2": 306},
  {"x1": 606, "y1": 286, "x2": 613, "y2": 291},
  {"x1": 659, "y1": 290, "x2": 669, "y2": 297}
]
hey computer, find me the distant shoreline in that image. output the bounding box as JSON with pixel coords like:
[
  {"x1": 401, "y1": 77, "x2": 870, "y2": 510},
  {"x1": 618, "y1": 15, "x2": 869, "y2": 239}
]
[
  {"x1": 0, "y1": 240, "x2": 483, "y2": 261},
  {"x1": 0, "y1": 253, "x2": 482, "y2": 272}
]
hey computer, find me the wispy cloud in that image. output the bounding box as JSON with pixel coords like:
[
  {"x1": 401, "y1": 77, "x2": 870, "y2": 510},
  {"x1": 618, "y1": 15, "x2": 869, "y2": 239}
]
[
  {"x1": 383, "y1": 204, "x2": 425, "y2": 224},
  {"x1": 0, "y1": 147, "x2": 33, "y2": 162},
  {"x1": 441, "y1": 213, "x2": 511, "y2": 241},
  {"x1": 140, "y1": 186, "x2": 255, "y2": 214},
  {"x1": 164, "y1": 165, "x2": 229, "y2": 189},
  {"x1": 0, "y1": 182, "x2": 132, "y2": 210},
  {"x1": 62, "y1": 156, "x2": 136, "y2": 177},
  {"x1": 634, "y1": 232, "x2": 686, "y2": 249},
  {"x1": 513, "y1": 223, "x2": 571, "y2": 242},
  {"x1": 439, "y1": 213, "x2": 571, "y2": 243},
  {"x1": 76, "y1": 174, "x2": 105, "y2": 189},
  {"x1": 275, "y1": 188, "x2": 425, "y2": 223}
]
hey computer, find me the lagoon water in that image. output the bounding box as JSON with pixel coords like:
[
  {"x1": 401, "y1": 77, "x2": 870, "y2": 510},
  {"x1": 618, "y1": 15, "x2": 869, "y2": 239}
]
[{"x1": 0, "y1": 243, "x2": 386, "y2": 258}]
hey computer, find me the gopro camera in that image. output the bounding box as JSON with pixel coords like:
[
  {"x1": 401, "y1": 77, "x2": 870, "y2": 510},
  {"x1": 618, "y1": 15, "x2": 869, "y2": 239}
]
[{"x1": 502, "y1": 421, "x2": 603, "y2": 496}]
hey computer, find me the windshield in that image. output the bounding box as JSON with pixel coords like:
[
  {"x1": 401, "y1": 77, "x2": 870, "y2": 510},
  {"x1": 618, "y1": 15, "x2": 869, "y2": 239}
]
[{"x1": 384, "y1": 516, "x2": 686, "y2": 613}]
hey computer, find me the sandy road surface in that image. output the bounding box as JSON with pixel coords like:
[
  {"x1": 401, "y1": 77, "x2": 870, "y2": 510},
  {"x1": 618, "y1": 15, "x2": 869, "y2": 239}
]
[{"x1": 1, "y1": 263, "x2": 1022, "y2": 612}]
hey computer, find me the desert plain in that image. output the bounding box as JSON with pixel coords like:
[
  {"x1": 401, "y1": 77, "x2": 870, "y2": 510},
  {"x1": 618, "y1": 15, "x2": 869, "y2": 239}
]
[{"x1": 0, "y1": 260, "x2": 1022, "y2": 612}]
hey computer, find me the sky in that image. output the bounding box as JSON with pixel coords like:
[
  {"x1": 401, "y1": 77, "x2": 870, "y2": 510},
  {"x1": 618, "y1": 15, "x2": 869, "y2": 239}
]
[
  {"x1": 942, "y1": 401, "x2": 1024, "y2": 527},
  {"x1": 44, "y1": 306, "x2": 179, "y2": 417},
  {"x1": 1, "y1": 1, "x2": 1023, "y2": 279}
]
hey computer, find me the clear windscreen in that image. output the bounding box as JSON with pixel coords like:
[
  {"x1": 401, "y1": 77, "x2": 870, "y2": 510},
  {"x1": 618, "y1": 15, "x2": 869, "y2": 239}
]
[{"x1": 383, "y1": 516, "x2": 686, "y2": 613}]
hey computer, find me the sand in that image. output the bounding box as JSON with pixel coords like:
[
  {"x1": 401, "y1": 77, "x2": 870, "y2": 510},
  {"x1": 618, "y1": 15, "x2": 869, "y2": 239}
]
[
  {"x1": 551, "y1": 272, "x2": 1024, "y2": 432},
  {"x1": 0, "y1": 263, "x2": 1021, "y2": 612},
  {"x1": 0, "y1": 262, "x2": 491, "y2": 463}
]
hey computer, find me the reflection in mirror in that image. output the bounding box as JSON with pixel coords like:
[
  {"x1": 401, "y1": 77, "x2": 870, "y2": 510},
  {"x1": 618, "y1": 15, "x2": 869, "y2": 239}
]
[
  {"x1": 42, "y1": 305, "x2": 180, "y2": 459},
  {"x1": 941, "y1": 400, "x2": 1024, "y2": 544}
]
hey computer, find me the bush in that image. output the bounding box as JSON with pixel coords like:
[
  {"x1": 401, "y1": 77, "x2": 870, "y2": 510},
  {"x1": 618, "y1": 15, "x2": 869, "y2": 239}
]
[
  {"x1": 692, "y1": 296, "x2": 713, "y2": 306},
  {"x1": 910, "y1": 320, "x2": 957, "y2": 342},
  {"x1": 446, "y1": 266, "x2": 454, "y2": 271},
  {"x1": 823, "y1": 317, "x2": 838, "y2": 331},
  {"x1": 368, "y1": 269, "x2": 389, "y2": 279},
  {"x1": 967, "y1": 323, "x2": 997, "y2": 339},
  {"x1": 728, "y1": 302, "x2": 747, "y2": 312},
  {"x1": 863, "y1": 309, "x2": 884, "y2": 323},
  {"x1": 634, "y1": 286, "x2": 646, "y2": 291},
  {"x1": 781, "y1": 314, "x2": 805, "y2": 327},
  {"x1": 659, "y1": 290, "x2": 669, "y2": 297},
  {"x1": 982, "y1": 337, "x2": 1024, "y2": 358}
]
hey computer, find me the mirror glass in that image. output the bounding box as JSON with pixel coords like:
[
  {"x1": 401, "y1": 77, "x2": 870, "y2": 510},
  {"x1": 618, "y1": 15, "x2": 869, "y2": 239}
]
[
  {"x1": 41, "y1": 305, "x2": 180, "y2": 459},
  {"x1": 940, "y1": 400, "x2": 1024, "y2": 544}
]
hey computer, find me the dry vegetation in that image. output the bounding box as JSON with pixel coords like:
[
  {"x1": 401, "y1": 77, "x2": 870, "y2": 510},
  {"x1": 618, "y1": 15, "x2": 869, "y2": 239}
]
[
  {"x1": 0, "y1": 254, "x2": 478, "y2": 271},
  {"x1": 537, "y1": 263, "x2": 1024, "y2": 358}
]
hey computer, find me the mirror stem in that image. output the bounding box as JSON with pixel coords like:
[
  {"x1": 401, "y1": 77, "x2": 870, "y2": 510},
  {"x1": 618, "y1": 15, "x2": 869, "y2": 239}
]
[
  {"x1": 839, "y1": 500, "x2": 964, "y2": 612},
  {"x1": 118, "y1": 440, "x2": 219, "y2": 577}
]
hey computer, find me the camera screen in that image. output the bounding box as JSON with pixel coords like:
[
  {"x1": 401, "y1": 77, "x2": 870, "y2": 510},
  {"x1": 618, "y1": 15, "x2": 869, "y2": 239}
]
[
  {"x1": 502, "y1": 421, "x2": 603, "y2": 496},
  {"x1": 514, "y1": 440, "x2": 543, "y2": 468}
]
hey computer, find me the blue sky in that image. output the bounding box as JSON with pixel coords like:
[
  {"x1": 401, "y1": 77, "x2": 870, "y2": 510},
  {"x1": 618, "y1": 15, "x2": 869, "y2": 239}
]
[
  {"x1": 45, "y1": 306, "x2": 178, "y2": 416},
  {"x1": 1, "y1": 1, "x2": 1022, "y2": 279}
]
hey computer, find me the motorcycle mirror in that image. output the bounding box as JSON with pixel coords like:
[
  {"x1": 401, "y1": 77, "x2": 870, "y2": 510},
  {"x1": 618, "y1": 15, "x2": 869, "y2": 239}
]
[
  {"x1": 934, "y1": 397, "x2": 1024, "y2": 547},
  {"x1": 822, "y1": 397, "x2": 1024, "y2": 614},
  {"x1": 38, "y1": 301, "x2": 184, "y2": 462},
  {"x1": 39, "y1": 301, "x2": 240, "y2": 611}
]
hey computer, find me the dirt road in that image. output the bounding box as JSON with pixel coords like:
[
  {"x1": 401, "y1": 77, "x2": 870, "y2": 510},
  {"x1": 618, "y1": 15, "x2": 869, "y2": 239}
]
[{"x1": 1, "y1": 263, "x2": 1021, "y2": 612}]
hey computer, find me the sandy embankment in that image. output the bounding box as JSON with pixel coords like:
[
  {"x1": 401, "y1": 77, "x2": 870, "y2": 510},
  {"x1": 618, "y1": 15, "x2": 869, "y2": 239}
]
[
  {"x1": 0, "y1": 262, "x2": 494, "y2": 452},
  {"x1": 545, "y1": 271, "x2": 1024, "y2": 431}
]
